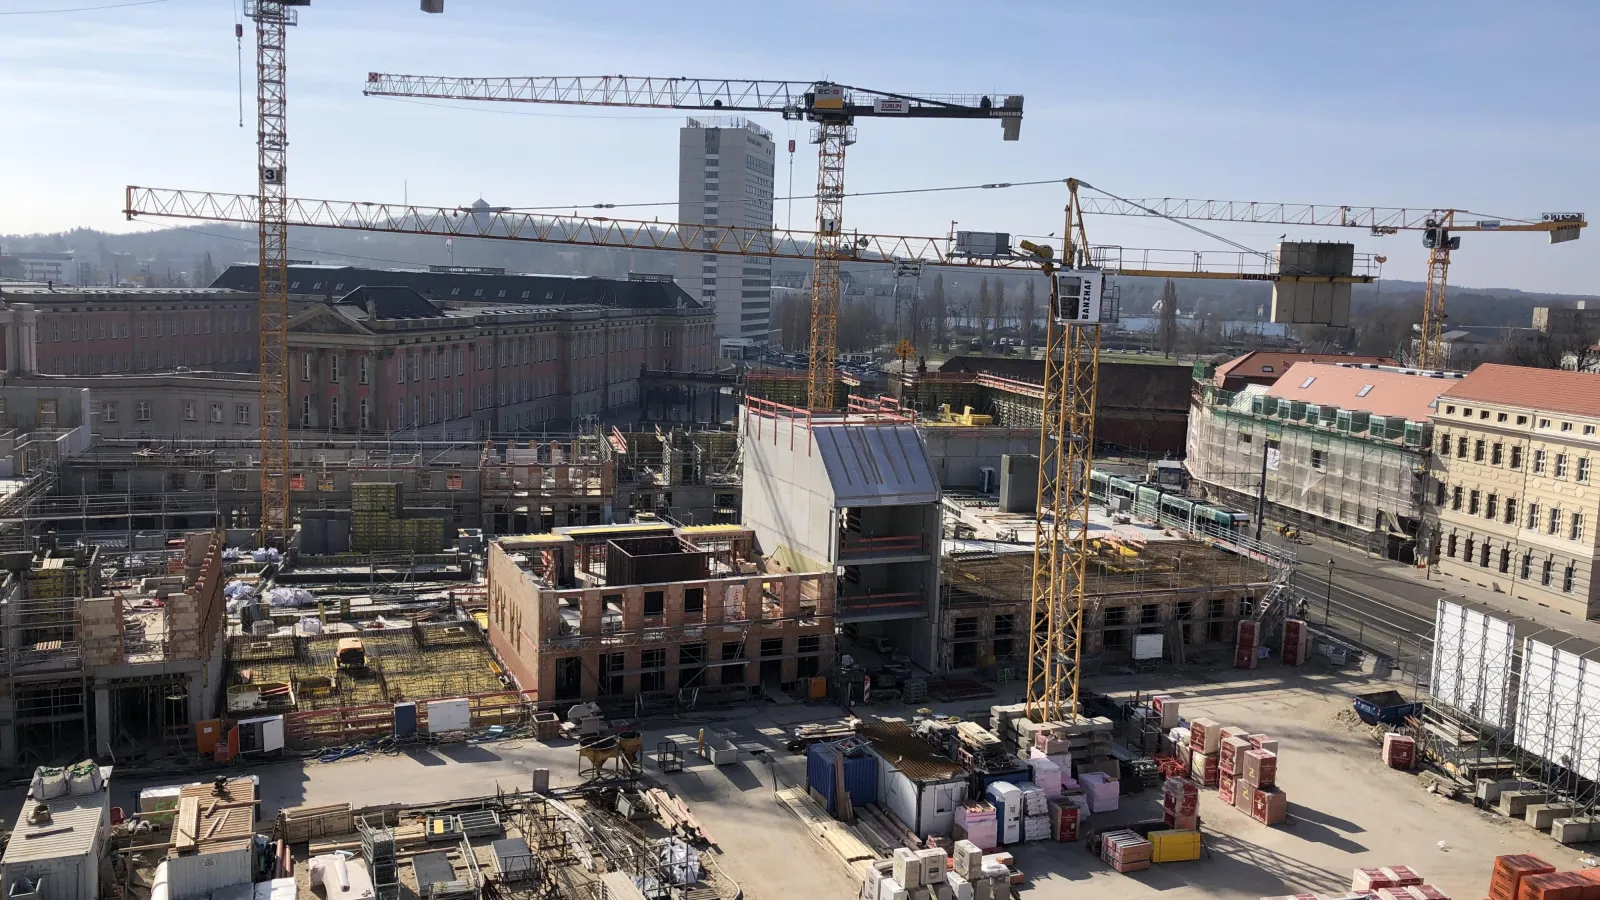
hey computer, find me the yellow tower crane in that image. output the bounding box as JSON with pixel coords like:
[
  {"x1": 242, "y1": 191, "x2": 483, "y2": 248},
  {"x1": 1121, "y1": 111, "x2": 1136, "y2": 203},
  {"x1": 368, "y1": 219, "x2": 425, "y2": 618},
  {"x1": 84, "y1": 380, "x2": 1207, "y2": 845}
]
[
  {"x1": 1072, "y1": 192, "x2": 1586, "y2": 370},
  {"x1": 359, "y1": 74, "x2": 1023, "y2": 410}
]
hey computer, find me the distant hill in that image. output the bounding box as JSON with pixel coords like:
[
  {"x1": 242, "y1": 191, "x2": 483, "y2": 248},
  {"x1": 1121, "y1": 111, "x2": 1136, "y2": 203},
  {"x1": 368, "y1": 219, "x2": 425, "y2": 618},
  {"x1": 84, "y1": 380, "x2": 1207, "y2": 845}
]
[{"x1": 4, "y1": 224, "x2": 1594, "y2": 331}]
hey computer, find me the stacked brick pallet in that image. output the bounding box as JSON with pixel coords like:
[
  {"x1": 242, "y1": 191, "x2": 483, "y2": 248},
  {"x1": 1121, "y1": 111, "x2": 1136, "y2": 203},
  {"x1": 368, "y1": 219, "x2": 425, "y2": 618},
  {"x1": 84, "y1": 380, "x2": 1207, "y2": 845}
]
[
  {"x1": 1186, "y1": 719, "x2": 1284, "y2": 826},
  {"x1": 1100, "y1": 830, "x2": 1152, "y2": 874},
  {"x1": 1381, "y1": 733, "x2": 1416, "y2": 769},
  {"x1": 1236, "y1": 620, "x2": 1260, "y2": 669},
  {"x1": 1161, "y1": 777, "x2": 1198, "y2": 831},
  {"x1": 1283, "y1": 617, "x2": 1311, "y2": 666},
  {"x1": 1484, "y1": 853, "x2": 1600, "y2": 900}
]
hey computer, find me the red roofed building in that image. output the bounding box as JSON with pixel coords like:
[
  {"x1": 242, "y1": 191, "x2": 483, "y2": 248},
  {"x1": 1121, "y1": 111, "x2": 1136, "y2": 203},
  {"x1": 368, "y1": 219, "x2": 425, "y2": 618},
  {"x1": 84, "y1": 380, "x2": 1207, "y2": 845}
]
[
  {"x1": 1187, "y1": 361, "x2": 1458, "y2": 559},
  {"x1": 1430, "y1": 364, "x2": 1600, "y2": 617},
  {"x1": 1206, "y1": 350, "x2": 1400, "y2": 392}
]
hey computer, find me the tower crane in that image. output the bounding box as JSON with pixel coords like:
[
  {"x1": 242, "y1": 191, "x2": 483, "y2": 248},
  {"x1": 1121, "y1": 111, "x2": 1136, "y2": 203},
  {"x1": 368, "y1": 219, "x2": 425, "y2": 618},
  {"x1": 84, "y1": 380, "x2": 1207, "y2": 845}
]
[
  {"x1": 1019, "y1": 180, "x2": 1382, "y2": 724},
  {"x1": 244, "y1": 0, "x2": 309, "y2": 545},
  {"x1": 1071, "y1": 193, "x2": 1586, "y2": 370},
  {"x1": 360, "y1": 74, "x2": 1023, "y2": 410}
]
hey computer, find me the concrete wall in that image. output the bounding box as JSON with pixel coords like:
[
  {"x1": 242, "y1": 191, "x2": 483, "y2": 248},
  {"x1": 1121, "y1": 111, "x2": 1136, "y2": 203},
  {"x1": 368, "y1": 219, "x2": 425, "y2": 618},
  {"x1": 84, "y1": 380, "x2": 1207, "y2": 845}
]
[
  {"x1": 741, "y1": 425, "x2": 838, "y2": 571},
  {"x1": 917, "y1": 427, "x2": 1038, "y2": 490}
]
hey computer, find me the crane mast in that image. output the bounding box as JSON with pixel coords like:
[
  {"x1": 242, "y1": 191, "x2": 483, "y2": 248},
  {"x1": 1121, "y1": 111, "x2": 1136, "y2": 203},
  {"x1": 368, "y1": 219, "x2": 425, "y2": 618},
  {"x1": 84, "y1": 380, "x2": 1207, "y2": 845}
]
[
  {"x1": 361, "y1": 74, "x2": 1022, "y2": 410},
  {"x1": 1024, "y1": 180, "x2": 1098, "y2": 723},
  {"x1": 246, "y1": 0, "x2": 303, "y2": 545}
]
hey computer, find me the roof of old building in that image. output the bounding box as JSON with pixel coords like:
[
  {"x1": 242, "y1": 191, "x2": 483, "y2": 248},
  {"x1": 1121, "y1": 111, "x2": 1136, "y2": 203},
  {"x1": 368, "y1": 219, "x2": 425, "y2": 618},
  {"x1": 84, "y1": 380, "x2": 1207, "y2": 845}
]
[
  {"x1": 1265, "y1": 362, "x2": 1459, "y2": 421},
  {"x1": 336, "y1": 285, "x2": 447, "y2": 320},
  {"x1": 1440, "y1": 363, "x2": 1600, "y2": 419},
  {"x1": 213, "y1": 264, "x2": 703, "y2": 311},
  {"x1": 1213, "y1": 350, "x2": 1398, "y2": 385}
]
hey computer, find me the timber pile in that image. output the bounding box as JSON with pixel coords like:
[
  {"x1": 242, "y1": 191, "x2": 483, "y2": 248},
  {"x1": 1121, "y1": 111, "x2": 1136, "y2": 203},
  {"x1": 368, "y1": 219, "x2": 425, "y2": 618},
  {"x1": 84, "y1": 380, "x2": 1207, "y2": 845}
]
[
  {"x1": 277, "y1": 803, "x2": 354, "y2": 844},
  {"x1": 777, "y1": 787, "x2": 878, "y2": 869},
  {"x1": 643, "y1": 788, "x2": 715, "y2": 848}
]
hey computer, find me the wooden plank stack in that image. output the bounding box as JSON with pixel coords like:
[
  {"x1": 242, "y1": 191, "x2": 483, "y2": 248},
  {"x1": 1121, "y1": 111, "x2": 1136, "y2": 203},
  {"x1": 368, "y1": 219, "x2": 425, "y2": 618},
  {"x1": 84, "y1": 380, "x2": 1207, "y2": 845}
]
[{"x1": 277, "y1": 803, "x2": 355, "y2": 844}]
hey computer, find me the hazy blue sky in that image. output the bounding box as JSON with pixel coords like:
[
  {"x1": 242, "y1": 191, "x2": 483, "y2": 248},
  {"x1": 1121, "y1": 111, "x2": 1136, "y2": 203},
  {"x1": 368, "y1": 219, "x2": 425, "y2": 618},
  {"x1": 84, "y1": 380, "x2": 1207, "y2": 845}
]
[{"x1": 2, "y1": 0, "x2": 1596, "y2": 293}]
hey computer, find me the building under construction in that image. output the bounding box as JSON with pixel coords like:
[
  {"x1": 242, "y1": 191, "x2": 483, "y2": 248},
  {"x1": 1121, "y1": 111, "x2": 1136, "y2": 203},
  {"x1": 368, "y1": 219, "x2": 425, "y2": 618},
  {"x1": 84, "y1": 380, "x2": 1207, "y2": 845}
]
[
  {"x1": 0, "y1": 532, "x2": 227, "y2": 769},
  {"x1": 486, "y1": 522, "x2": 835, "y2": 707}
]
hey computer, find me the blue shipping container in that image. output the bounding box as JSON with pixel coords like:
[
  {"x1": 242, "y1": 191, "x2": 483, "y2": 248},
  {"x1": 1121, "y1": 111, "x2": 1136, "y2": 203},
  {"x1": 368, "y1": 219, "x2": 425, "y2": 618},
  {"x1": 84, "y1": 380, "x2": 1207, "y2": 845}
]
[{"x1": 806, "y1": 744, "x2": 878, "y2": 816}]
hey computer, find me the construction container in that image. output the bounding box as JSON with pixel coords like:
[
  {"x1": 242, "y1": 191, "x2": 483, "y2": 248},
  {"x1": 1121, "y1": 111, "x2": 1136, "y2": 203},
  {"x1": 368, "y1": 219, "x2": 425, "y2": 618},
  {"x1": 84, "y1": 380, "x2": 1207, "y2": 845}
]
[
  {"x1": 805, "y1": 744, "x2": 877, "y2": 817},
  {"x1": 1491, "y1": 855, "x2": 1555, "y2": 900},
  {"x1": 1, "y1": 769, "x2": 112, "y2": 900},
  {"x1": 1382, "y1": 734, "x2": 1416, "y2": 770},
  {"x1": 1148, "y1": 829, "x2": 1202, "y2": 863}
]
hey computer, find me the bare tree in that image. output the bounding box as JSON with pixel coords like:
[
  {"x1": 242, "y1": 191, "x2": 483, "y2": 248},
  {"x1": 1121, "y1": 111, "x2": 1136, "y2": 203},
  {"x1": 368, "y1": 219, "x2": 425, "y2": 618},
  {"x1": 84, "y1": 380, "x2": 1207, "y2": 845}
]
[
  {"x1": 927, "y1": 273, "x2": 948, "y2": 349},
  {"x1": 1019, "y1": 279, "x2": 1038, "y2": 349},
  {"x1": 993, "y1": 278, "x2": 1008, "y2": 339},
  {"x1": 1502, "y1": 328, "x2": 1600, "y2": 371},
  {"x1": 977, "y1": 278, "x2": 992, "y2": 348},
  {"x1": 1159, "y1": 279, "x2": 1178, "y2": 358}
]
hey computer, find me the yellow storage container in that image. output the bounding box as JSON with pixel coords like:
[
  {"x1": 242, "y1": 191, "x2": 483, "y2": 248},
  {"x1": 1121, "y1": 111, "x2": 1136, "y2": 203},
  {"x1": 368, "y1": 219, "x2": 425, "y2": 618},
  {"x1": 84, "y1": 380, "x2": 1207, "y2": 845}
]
[{"x1": 1149, "y1": 828, "x2": 1202, "y2": 863}]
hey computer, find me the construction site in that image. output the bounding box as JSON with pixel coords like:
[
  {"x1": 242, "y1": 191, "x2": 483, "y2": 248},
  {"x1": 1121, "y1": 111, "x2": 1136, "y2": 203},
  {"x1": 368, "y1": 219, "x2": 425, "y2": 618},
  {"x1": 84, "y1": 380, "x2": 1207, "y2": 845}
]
[{"x1": 7, "y1": 5, "x2": 1600, "y2": 900}]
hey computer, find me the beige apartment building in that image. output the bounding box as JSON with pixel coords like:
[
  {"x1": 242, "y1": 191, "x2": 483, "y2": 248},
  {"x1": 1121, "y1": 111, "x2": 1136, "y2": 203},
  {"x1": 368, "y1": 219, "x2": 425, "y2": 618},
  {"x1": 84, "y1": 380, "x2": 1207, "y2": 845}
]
[{"x1": 1431, "y1": 364, "x2": 1600, "y2": 618}]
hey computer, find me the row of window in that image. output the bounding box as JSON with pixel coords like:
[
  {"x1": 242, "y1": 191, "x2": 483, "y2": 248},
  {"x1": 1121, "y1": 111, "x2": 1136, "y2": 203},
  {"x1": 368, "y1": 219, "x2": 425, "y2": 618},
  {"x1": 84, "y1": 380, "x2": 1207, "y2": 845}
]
[
  {"x1": 49, "y1": 344, "x2": 256, "y2": 375},
  {"x1": 47, "y1": 313, "x2": 253, "y2": 341},
  {"x1": 1444, "y1": 485, "x2": 1587, "y2": 542},
  {"x1": 1446, "y1": 435, "x2": 1593, "y2": 482},
  {"x1": 1444, "y1": 403, "x2": 1598, "y2": 436},
  {"x1": 1444, "y1": 532, "x2": 1579, "y2": 592},
  {"x1": 103, "y1": 400, "x2": 251, "y2": 425}
]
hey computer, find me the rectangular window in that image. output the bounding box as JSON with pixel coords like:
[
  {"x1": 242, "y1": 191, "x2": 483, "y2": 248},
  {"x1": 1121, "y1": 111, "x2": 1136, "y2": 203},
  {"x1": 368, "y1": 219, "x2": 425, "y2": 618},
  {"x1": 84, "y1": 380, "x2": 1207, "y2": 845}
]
[
  {"x1": 1474, "y1": 440, "x2": 1486, "y2": 462},
  {"x1": 359, "y1": 398, "x2": 370, "y2": 430},
  {"x1": 1581, "y1": 458, "x2": 1591, "y2": 483},
  {"x1": 1486, "y1": 494, "x2": 1498, "y2": 520},
  {"x1": 236, "y1": 404, "x2": 250, "y2": 425},
  {"x1": 1311, "y1": 449, "x2": 1326, "y2": 470},
  {"x1": 359, "y1": 356, "x2": 370, "y2": 384},
  {"x1": 1535, "y1": 450, "x2": 1547, "y2": 474},
  {"x1": 1492, "y1": 443, "x2": 1504, "y2": 465},
  {"x1": 1522, "y1": 553, "x2": 1533, "y2": 579},
  {"x1": 1463, "y1": 537, "x2": 1475, "y2": 562},
  {"x1": 1447, "y1": 534, "x2": 1458, "y2": 558},
  {"x1": 1505, "y1": 498, "x2": 1518, "y2": 525},
  {"x1": 1457, "y1": 437, "x2": 1468, "y2": 459},
  {"x1": 183, "y1": 401, "x2": 196, "y2": 422},
  {"x1": 1564, "y1": 564, "x2": 1576, "y2": 592},
  {"x1": 397, "y1": 356, "x2": 406, "y2": 384},
  {"x1": 1435, "y1": 482, "x2": 1447, "y2": 506},
  {"x1": 329, "y1": 355, "x2": 340, "y2": 383},
  {"x1": 428, "y1": 354, "x2": 437, "y2": 380},
  {"x1": 1543, "y1": 559, "x2": 1554, "y2": 586},
  {"x1": 135, "y1": 400, "x2": 151, "y2": 422},
  {"x1": 103, "y1": 401, "x2": 118, "y2": 423},
  {"x1": 209, "y1": 403, "x2": 223, "y2": 423},
  {"x1": 1550, "y1": 507, "x2": 1562, "y2": 535},
  {"x1": 1573, "y1": 514, "x2": 1585, "y2": 542},
  {"x1": 301, "y1": 353, "x2": 312, "y2": 382},
  {"x1": 455, "y1": 348, "x2": 464, "y2": 375},
  {"x1": 301, "y1": 395, "x2": 312, "y2": 427},
  {"x1": 1469, "y1": 490, "x2": 1481, "y2": 515},
  {"x1": 329, "y1": 395, "x2": 341, "y2": 428},
  {"x1": 1511, "y1": 446, "x2": 1523, "y2": 469},
  {"x1": 1451, "y1": 486, "x2": 1462, "y2": 511},
  {"x1": 1557, "y1": 454, "x2": 1569, "y2": 478},
  {"x1": 409, "y1": 354, "x2": 420, "y2": 382},
  {"x1": 1528, "y1": 503, "x2": 1541, "y2": 530}
]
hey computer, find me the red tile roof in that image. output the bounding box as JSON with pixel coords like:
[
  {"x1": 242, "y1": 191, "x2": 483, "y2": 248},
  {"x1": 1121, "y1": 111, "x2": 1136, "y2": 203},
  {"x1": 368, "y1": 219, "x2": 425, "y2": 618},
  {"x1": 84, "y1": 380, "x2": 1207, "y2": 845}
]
[
  {"x1": 1265, "y1": 362, "x2": 1456, "y2": 421},
  {"x1": 1440, "y1": 364, "x2": 1600, "y2": 419},
  {"x1": 1214, "y1": 351, "x2": 1398, "y2": 385}
]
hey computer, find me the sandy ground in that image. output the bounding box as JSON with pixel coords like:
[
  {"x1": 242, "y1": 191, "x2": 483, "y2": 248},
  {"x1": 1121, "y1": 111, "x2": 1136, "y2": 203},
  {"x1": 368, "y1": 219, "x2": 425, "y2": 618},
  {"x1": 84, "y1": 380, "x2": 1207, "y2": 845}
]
[{"x1": 7, "y1": 659, "x2": 1595, "y2": 899}]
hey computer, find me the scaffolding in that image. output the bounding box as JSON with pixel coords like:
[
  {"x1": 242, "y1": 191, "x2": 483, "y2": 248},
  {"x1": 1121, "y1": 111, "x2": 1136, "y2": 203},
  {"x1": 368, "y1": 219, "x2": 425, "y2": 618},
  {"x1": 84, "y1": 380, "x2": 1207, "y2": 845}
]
[{"x1": 1188, "y1": 386, "x2": 1430, "y2": 556}]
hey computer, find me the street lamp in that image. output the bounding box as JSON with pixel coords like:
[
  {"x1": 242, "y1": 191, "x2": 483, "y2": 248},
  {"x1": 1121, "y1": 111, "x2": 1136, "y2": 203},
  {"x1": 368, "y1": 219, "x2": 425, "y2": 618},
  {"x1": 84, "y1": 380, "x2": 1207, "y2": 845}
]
[{"x1": 1324, "y1": 557, "x2": 1335, "y2": 628}]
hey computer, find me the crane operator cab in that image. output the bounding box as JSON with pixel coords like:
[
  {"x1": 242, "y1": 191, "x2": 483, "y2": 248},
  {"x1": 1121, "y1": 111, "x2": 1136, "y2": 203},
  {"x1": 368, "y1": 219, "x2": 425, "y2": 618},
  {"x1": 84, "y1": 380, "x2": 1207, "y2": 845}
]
[{"x1": 1053, "y1": 268, "x2": 1110, "y2": 325}]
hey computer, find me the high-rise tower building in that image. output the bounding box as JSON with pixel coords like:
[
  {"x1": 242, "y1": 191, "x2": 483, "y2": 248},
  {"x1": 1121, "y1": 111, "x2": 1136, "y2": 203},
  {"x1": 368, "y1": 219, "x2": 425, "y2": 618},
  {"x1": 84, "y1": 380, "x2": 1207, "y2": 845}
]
[{"x1": 677, "y1": 117, "x2": 776, "y2": 343}]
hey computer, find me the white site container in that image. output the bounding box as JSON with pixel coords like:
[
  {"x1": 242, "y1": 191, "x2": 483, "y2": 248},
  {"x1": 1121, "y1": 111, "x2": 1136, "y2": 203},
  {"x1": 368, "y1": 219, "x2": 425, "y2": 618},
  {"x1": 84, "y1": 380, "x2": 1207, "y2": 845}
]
[
  {"x1": 426, "y1": 698, "x2": 472, "y2": 735},
  {"x1": 1, "y1": 767, "x2": 113, "y2": 900}
]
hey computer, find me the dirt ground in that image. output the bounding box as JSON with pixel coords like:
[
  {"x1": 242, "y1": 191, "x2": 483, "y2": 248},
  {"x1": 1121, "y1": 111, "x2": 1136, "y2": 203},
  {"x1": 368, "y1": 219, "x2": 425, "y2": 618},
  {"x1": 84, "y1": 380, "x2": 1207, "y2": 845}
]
[{"x1": 13, "y1": 660, "x2": 1593, "y2": 900}]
